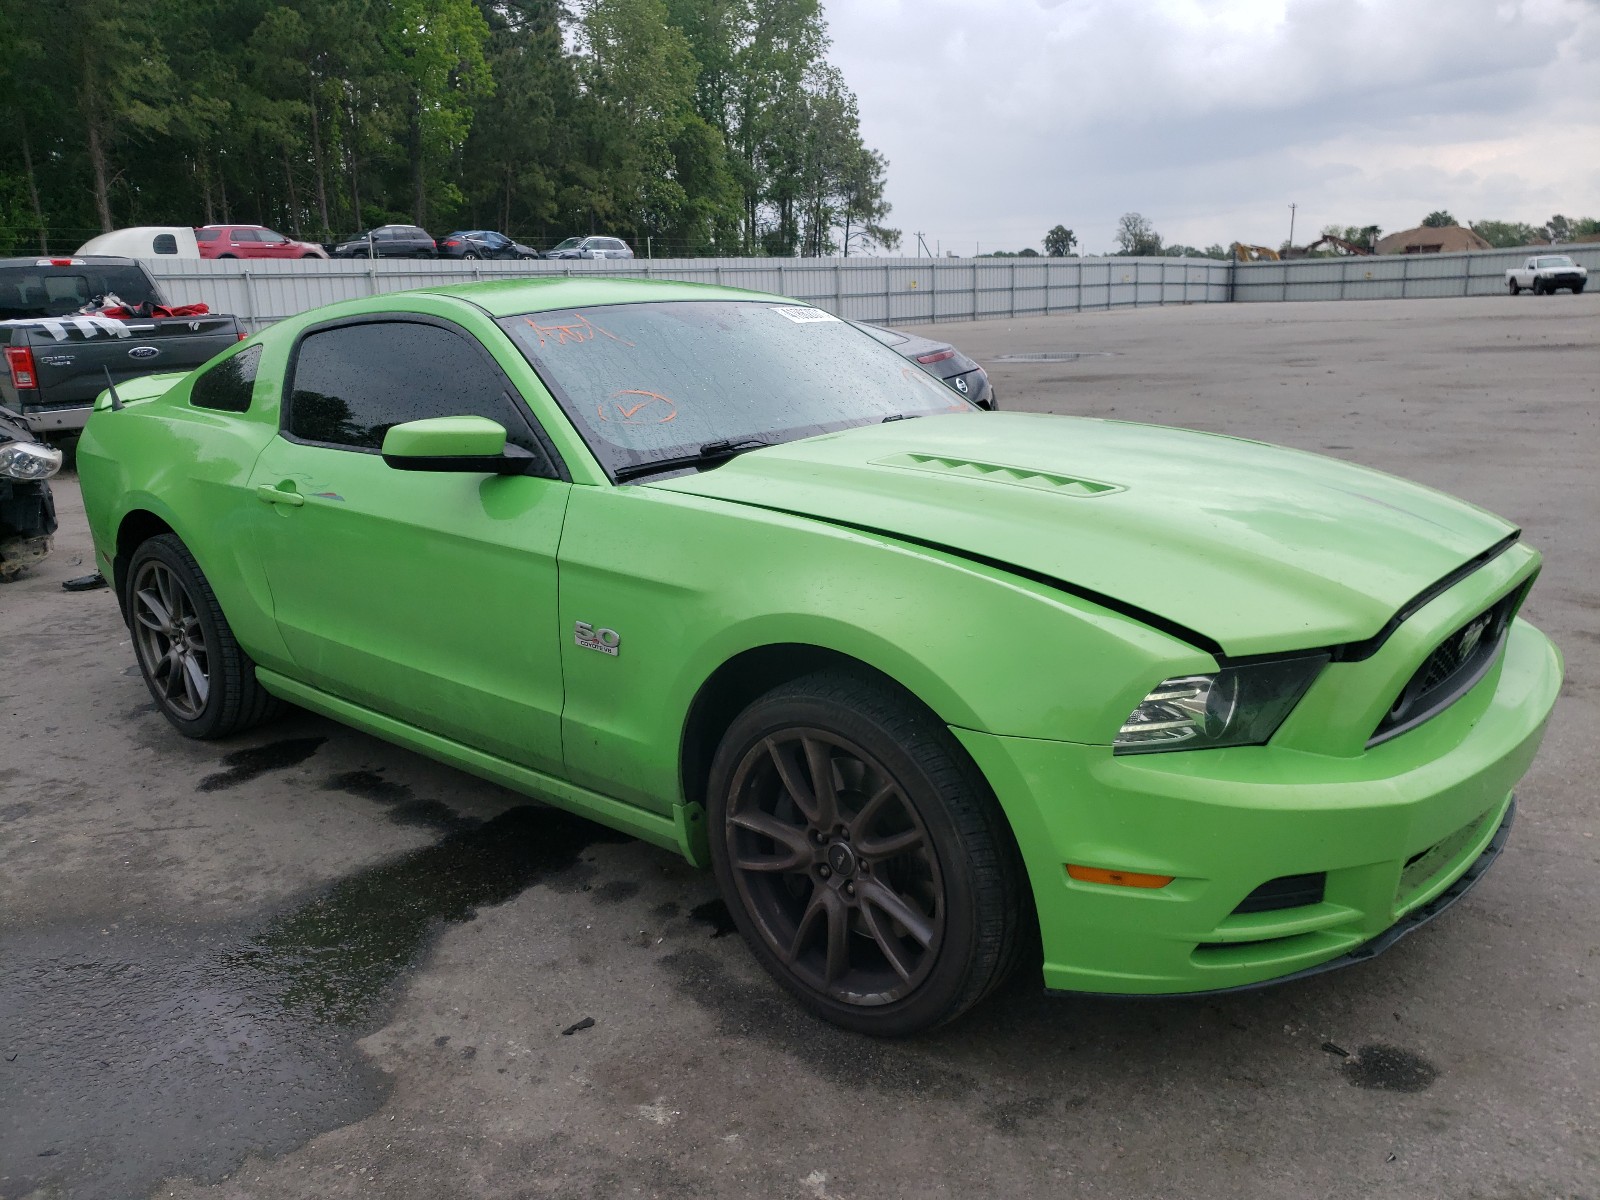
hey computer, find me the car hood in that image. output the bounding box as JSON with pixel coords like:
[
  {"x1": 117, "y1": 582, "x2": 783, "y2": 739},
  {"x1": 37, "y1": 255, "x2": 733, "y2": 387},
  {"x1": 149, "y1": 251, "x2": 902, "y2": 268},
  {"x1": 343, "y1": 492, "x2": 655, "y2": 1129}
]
[{"x1": 647, "y1": 413, "x2": 1516, "y2": 656}]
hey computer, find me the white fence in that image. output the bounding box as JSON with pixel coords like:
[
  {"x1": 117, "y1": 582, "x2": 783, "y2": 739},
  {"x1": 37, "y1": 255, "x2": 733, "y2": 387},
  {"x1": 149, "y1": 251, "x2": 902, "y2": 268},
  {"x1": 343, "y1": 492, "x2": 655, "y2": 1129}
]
[
  {"x1": 1234, "y1": 243, "x2": 1600, "y2": 302},
  {"x1": 144, "y1": 256, "x2": 1231, "y2": 333},
  {"x1": 142, "y1": 246, "x2": 1594, "y2": 333}
]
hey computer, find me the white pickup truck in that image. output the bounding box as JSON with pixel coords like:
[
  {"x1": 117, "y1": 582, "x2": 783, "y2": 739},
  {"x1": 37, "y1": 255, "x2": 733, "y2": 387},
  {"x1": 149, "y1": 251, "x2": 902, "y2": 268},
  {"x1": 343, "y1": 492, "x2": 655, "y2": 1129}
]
[{"x1": 1505, "y1": 254, "x2": 1587, "y2": 295}]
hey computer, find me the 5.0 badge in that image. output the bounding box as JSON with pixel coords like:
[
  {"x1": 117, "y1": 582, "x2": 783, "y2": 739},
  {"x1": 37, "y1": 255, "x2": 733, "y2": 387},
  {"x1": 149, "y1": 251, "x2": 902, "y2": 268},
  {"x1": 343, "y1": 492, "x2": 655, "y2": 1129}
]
[{"x1": 574, "y1": 621, "x2": 621, "y2": 656}]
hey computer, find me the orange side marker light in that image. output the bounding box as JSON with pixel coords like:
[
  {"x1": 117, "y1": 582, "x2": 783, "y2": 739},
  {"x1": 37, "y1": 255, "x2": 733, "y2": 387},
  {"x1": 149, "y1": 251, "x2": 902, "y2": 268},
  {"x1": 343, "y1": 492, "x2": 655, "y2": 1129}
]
[{"x1": 1066, "y1": 864, "x2": 1174, "y2": 889}]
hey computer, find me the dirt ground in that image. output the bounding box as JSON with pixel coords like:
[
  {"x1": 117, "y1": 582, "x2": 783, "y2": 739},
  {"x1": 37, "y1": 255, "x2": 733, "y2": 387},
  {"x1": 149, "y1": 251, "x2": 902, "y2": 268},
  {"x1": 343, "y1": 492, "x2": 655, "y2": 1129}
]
[{"x1": 2, "y1": 293, "x2": 1596, "y2": 1199}]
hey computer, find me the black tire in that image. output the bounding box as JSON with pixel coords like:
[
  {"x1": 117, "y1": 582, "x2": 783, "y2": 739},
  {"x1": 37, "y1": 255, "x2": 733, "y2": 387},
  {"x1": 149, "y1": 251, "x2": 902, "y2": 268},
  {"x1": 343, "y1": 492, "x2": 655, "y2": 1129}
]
[
  {"x1": 1574, "y1": 283, "x2": 1585, "y2": 294},
  {"x1": 706, "y1": 668, "x2": 1028, "y2": 1036},
  {"x1": 1508, "y1": 279, "x2": 1520, "y2": 295},
  {"x1": 126, "y1": 533, "x2": 281, "y2": 739},
  {"x1": 1532, "y1": 278, "x2": 1546, "y2": 295}
]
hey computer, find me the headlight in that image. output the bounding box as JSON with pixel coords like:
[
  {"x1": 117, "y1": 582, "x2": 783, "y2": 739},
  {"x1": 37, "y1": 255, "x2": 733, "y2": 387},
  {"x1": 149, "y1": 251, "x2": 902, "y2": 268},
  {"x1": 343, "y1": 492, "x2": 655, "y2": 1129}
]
[
  {"x1": 1115, "y1": 655, "x2": 1327, "y2": 754},
  {"x1": 0, "y1": 441, "x2": 63, "y2": 481}
]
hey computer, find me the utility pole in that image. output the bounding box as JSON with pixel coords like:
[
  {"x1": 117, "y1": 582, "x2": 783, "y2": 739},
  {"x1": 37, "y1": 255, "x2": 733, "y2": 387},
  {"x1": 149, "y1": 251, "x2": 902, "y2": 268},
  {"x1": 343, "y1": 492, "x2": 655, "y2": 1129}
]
[
  {"x1": 915, "y1": 231, "x2": 932, "y2": 258},
  {"x1": 1288, "y1": 202, "x2": 1298, "y2": 250}
]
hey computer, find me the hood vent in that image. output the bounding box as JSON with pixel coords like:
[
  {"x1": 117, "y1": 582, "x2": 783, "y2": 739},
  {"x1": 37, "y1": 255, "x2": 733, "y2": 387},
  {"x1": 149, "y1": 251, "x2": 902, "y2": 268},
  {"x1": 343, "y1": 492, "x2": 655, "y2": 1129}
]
[{"x1": 871, "y1": 451, "x2": 1122, "y2": 497}]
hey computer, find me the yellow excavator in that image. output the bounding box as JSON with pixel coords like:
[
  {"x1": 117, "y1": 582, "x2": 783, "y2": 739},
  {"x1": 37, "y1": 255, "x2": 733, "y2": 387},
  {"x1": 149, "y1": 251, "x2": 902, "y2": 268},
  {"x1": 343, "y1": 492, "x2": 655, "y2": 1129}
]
[{"x1": 1231, "y1": 243, "x2": 1281, "y2": 261}]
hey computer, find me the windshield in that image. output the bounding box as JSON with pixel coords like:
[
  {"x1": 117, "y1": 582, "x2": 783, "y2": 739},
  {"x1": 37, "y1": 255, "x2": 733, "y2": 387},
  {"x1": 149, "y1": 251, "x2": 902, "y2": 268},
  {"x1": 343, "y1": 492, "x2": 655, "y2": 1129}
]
[
  {"x1": 498, "y1": 301, "x2": 971, "y2": 478},
  {"x1": 551, "y1": 238, "x2": 582, "y2": 251},
  {"x1": 1539, "y1": 256, "x2": 1575, "y2": 268}
]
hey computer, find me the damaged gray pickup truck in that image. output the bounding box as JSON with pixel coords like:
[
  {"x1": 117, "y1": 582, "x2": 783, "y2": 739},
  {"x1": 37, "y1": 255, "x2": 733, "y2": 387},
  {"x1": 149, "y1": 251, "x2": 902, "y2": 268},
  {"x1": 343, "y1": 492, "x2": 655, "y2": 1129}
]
[{"x1": 0, "y1": 256, "x2": 242, "y2": 435}]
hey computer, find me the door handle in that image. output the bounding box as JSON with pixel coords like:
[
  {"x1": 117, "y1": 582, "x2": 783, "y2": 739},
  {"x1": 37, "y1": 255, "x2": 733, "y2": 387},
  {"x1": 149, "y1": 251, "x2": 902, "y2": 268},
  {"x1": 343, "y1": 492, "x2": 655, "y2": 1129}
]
[{"x1": 256, "y1": 484, "x2": 304, "y2": 507}]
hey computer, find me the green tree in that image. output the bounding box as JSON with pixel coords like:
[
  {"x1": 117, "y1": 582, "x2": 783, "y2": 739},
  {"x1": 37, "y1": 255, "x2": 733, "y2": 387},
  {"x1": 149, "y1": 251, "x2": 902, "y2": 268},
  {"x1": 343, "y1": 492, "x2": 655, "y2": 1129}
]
[
  {"x1": 1469, "y1": 219, "x2": 1542, "y2": 249},
  {"x1": 1043, "y1": 225, "x2": 1075, "y2": 256},
  {"x1": 1115, "y1": 212, "x2": 1161, "y2": 256},
  {"x1": 1421, "y1": 210, "x2": 1456, "y2": 228}
]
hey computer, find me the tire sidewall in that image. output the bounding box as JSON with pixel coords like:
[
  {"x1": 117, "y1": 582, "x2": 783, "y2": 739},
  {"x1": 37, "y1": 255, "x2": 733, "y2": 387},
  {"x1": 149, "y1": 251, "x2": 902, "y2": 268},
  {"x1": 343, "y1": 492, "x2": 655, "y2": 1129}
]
[
  {"x1": 706, "y1": 685, "x2": 989, "y2": 1036},
  {"x1": 126, "y1": 536, "x2": 232, "y2": 738}
]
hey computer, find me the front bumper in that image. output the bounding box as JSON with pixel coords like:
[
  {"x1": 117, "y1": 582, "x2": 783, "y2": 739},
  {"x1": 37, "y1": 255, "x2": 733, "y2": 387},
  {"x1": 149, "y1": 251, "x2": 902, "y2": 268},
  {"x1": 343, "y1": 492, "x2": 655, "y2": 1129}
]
[{"x1": 955, "y1": 618, "x2": 1562, "y2": 995}]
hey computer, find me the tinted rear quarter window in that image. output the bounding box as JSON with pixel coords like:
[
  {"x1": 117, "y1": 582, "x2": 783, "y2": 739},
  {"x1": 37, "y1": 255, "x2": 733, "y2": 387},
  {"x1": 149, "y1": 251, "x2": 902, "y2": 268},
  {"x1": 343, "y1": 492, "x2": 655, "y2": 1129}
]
[
  {"x1": 191, "y1": 345, "x2": 262, "y2": 413},
  {"x1": 152, "y1": 234, "x2": 179, "y2": 254},
  {"x1": 286, "y1": 320, "x2": 543, "y2": 456}
]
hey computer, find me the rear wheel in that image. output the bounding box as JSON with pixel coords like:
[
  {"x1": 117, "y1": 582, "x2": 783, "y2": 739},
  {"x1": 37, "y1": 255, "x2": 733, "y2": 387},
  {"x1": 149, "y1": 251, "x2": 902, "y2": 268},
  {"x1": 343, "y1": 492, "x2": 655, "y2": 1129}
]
[
  {"x1": 127, "y1": 534, "x2": 280, "y2": 739},
  {"x1": 707, "y1": 669, "x2": 1027, "y2": 1036},
  {"x1": 462, "y1": 250, "x2": 480, "y2": 260},
  {"x1": 1508, "y1": 279, "x2": 1520, "y2": 295}
]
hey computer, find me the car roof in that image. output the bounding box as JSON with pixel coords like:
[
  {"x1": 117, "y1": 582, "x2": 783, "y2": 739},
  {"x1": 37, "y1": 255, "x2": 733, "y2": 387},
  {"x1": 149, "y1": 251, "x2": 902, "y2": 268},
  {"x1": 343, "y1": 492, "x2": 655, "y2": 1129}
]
[
  {"x1": 201, "y1": 223, "x2": 267, "y2": 229},
  {"x1": 414, "y1": 276, "x2": 788, "y2": 317}
]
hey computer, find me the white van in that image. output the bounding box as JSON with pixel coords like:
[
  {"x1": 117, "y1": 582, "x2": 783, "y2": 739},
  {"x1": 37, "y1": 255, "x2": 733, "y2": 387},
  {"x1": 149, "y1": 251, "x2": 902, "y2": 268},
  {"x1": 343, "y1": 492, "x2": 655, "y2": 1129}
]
[{"x1": 75, "y1": 227, "x2": 202, "y2": 259}]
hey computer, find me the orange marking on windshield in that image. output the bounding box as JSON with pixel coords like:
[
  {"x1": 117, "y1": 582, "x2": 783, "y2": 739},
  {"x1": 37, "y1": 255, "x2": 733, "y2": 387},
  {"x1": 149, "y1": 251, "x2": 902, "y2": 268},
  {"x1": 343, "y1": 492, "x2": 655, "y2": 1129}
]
[
  {"x1": 522, "y1": 312, "x2": 635, "y2": 349},
  {"x1": 596, "y1": 390, "x2": 677, "y2": 424}
]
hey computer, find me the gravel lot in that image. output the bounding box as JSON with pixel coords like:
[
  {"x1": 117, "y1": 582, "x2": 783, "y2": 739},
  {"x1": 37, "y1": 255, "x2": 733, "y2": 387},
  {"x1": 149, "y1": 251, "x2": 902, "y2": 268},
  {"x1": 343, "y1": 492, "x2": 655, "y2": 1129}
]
[{"x1": 2, "y1": 294, "x2": 1596, "y2": 1200}]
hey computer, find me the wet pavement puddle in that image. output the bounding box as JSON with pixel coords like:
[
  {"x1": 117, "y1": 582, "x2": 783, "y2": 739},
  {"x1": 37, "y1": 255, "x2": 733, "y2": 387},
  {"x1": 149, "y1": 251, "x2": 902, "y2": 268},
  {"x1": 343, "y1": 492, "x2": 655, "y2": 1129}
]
[{"x1": 0, "y1": 804, "x2": 627, "y2": 1199}]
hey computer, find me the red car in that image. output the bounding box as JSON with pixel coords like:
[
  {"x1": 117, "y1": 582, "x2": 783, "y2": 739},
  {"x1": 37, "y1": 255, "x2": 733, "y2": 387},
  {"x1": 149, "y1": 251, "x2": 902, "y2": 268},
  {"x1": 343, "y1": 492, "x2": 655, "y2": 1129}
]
[{"x1": 196, "y1": 224, "x2": 329, "y2": 260}]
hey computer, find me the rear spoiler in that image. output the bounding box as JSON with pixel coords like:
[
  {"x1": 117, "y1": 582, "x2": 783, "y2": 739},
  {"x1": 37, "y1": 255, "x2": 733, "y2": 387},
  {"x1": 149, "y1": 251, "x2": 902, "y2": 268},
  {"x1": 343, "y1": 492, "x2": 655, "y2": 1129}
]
[{"x1": 93, "y1": 371, "x2": 190, "y2": 412}]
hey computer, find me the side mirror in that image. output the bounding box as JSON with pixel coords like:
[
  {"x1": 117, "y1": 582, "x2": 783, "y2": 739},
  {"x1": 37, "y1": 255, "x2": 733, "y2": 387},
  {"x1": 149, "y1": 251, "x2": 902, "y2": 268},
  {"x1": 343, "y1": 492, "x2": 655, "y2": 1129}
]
[{"x1": 381, "y1": 415, "x2": 538, "y2": 475}]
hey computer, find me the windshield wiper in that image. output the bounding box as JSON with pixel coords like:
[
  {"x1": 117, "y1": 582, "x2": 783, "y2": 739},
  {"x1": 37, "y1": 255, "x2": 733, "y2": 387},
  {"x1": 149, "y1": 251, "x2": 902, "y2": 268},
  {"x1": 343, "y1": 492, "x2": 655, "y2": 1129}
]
[
  {"x1": 881, "y1": 413, "x2": 922, "y2": 423},
  {"x1": 612, "y1": 438, "x2": 772, "y2": 483}
]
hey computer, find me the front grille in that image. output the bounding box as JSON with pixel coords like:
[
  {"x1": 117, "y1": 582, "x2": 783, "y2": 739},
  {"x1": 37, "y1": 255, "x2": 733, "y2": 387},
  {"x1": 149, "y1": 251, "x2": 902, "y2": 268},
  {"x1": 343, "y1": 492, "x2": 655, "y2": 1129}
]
[
  {"x1": 1369, "y1": 583, "x2": 1526, "y2": 746},
  {"x1": 1232, "y1": 872, "x2": 1327, "y2": 914}
]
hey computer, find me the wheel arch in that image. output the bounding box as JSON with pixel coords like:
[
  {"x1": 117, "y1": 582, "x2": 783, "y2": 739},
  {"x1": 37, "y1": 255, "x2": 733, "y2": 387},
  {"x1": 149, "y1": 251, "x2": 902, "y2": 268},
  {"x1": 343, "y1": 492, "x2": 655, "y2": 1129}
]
[
  {"x1": 113, "y1": 508, "x2": 177, "y2": 618},
  {"x1": 677, "y1": 642, "x2": 982, "y2": 816}
]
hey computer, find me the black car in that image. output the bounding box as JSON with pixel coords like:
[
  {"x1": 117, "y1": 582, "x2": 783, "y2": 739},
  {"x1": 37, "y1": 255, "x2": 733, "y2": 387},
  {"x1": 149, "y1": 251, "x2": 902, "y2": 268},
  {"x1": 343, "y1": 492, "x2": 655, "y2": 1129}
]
[
  {"x1": 851, "y1": 321, "x2": 996, "y2": 409},
  {"x1": 438, "y1": 230, "x2": 541, "y2": 260},
  {"x1": 330, "y1": 225, "x2": 437, "y2": 259}
]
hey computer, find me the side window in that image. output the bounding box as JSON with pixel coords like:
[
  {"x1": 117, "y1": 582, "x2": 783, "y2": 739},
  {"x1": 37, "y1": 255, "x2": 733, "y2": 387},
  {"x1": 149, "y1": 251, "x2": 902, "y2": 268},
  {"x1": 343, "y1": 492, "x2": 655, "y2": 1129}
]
[
  {"x1": 286, "y1": 320, "x2": 545, "y2": 458},
  {"x1": 191, "y1": 345, "x2": 262, "y2": 413},
  {"x1": 258, "y1": 230, "x2": 287, "y2": 244},
  {"x1": 233, "y1": 229, "x2": 260, "y2": 242},
  {"x1": 152, "y1": 234, "x2": 179, "y2": 254}
]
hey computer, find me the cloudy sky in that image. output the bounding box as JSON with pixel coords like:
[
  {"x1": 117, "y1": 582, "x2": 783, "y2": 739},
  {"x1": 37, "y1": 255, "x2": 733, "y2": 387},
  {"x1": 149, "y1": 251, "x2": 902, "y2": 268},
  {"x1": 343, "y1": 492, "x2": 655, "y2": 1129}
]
[{"x1": 826, "y1": 0, "x2": 1600, "y2": 255}]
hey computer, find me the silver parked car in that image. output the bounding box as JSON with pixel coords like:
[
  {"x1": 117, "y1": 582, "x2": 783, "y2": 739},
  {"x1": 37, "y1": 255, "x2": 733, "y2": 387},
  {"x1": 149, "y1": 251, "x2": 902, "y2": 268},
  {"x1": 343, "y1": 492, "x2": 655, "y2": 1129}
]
[{"x1": 545, "y1": 236, "x2": 635, "y2": 260}]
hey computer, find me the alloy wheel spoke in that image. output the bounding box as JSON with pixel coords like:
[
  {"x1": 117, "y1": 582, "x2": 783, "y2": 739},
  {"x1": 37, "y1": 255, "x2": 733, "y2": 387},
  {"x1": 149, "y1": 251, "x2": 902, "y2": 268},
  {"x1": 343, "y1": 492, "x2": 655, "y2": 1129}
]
[
  {"x1": 859, "y1": 899, "x2": 917, "y2": 981},
  {"x1": 857, "y1": 826, "x2": 925, "y2": 860},
  {"x1": 136, "y1": 588, "x2": 171, "y2": 631},
  {"x1": 729, "y1": 810, "x2": 812, "y2": 870},
  {"x1": 181, "y1": 654, "x2": 209, "y2": 710},
  {"x1": 785, "y1": 884, "x2": 829, "y2": 964},
  {"x1": 821, "y1": 888, "x2": 850, "y2": 984},
  {"x1": 766, "y1": 738, "x2": 820, "y2": 825},
  {"x1": 155, "y1": 567, "x2": 178, "y2": 622},
  {"x1": 801, "y1": 737, "x2": 841, "y2": 830},
  {"x1": 858, "y1": 877, "x2": 936, "y2": 949},
  {"x1": 850, "y1": 782, "x2": 898, "y2": 839}
]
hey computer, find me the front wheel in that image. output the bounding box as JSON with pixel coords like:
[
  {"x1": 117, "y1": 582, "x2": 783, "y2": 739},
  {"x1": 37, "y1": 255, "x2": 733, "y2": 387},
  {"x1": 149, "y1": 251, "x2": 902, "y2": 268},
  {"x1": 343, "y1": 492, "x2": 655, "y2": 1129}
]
[
  {"x1": 707, "y1": 669, "x2": 1027, "y2": 1036},
  {"x1": 1574, "y1": 282, "x2": 1585, "y2": 294},
  {"x1": 126, "y1": 534, "x2": 280, "y2": 738},
  {"x1": 1508, "y1": 279, "x2": 1520, "y2": 295}
]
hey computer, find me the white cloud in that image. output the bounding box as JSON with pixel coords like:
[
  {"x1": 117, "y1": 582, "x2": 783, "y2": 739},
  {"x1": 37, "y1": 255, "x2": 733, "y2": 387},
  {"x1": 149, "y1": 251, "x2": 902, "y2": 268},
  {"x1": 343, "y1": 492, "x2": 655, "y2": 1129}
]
[{"x1": 825, "y1": 0, "x2": 1600, "y2": 253}]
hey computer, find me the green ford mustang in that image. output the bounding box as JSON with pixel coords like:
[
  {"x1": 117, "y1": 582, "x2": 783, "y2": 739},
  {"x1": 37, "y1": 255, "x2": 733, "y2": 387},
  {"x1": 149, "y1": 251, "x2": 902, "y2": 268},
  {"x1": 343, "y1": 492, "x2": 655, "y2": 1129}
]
[{"x1": 77, "y1": 279, "x2": 1563, "y2": 1035}]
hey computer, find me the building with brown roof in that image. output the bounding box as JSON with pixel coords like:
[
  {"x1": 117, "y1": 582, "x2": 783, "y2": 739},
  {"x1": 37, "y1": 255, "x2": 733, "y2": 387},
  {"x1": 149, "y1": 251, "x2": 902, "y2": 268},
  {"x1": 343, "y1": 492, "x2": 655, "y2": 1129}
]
[{"x1": 1375, "y1": 225, "x2": 1493, "y2": 255}]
